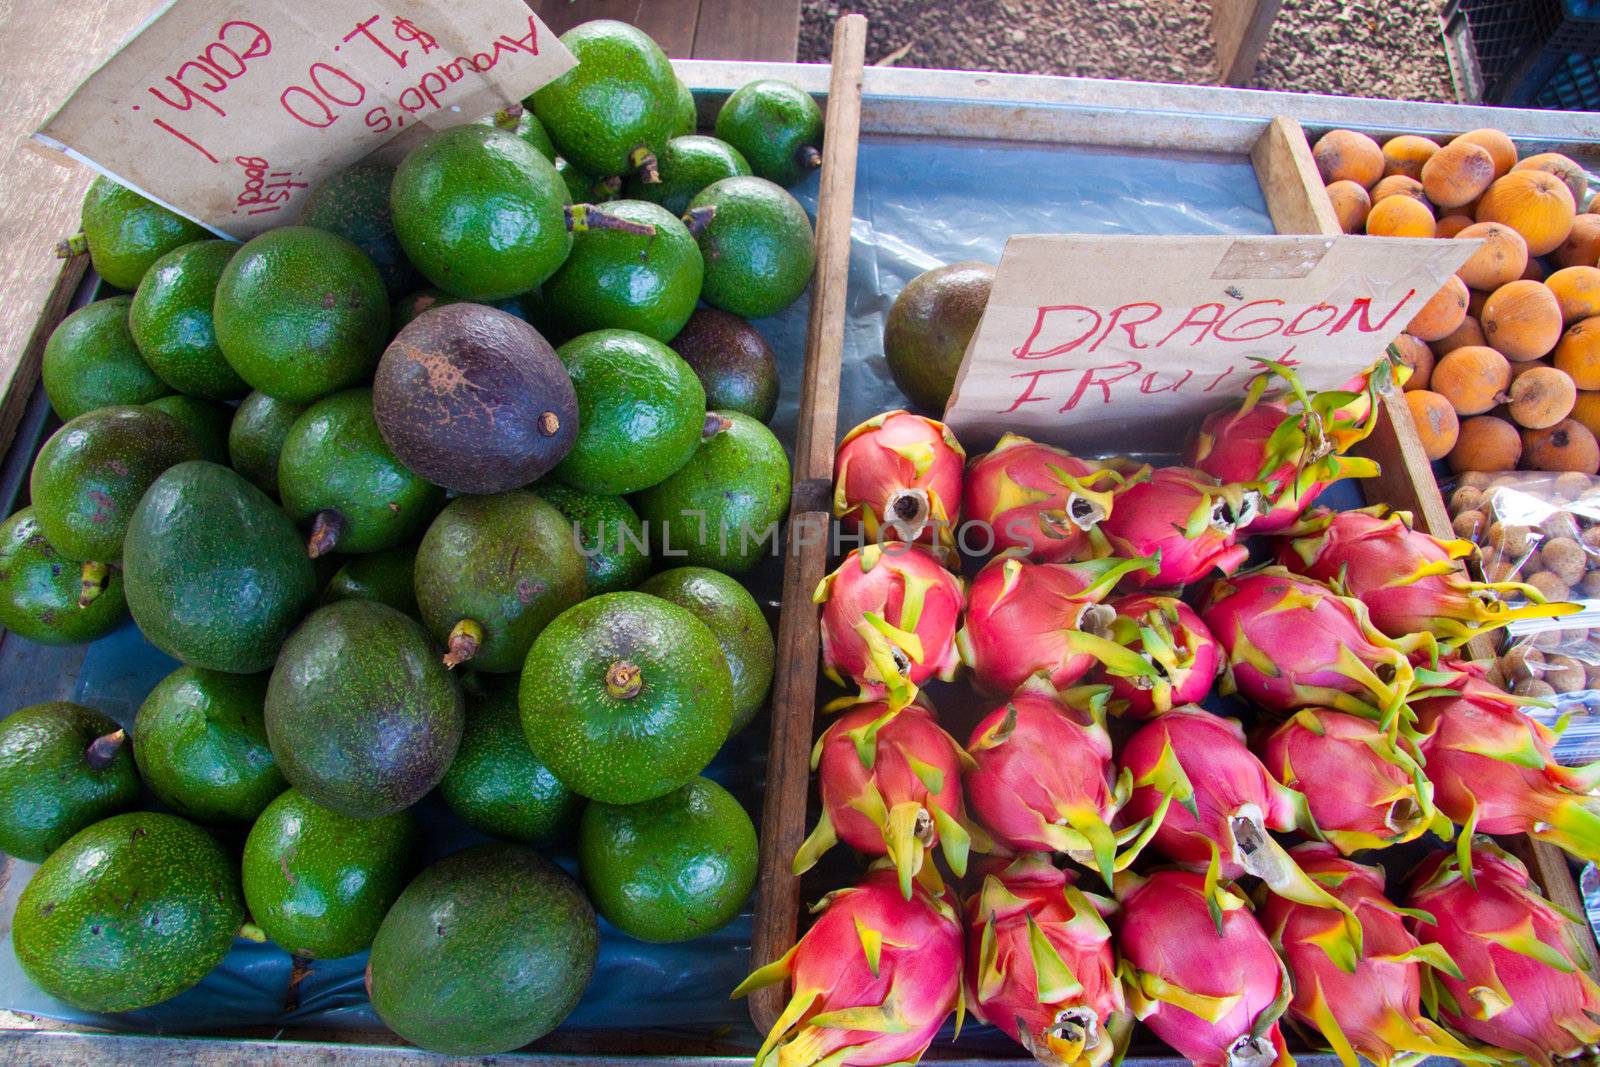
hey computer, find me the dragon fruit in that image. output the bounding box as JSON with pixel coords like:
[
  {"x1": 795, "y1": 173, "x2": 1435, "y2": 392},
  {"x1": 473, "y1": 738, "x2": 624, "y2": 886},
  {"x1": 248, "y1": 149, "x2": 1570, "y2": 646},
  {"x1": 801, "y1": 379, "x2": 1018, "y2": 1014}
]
[
  {"x1": 963, "y1": 681, "x2": 1167, "y2": 887},
  {"x1": 1277, "y1": 505, "x2": 1578, "y2": 649},
  {"x1": 1100, "y1": 593, "x2": 1221, "y2": 718},
  {"x1": 1412, "y1": 670, "x2": 1600, "y2": 867},
  {"x1": 1096, "y1": 466, "x2": 1258, "y2": 589},
  {"x1": 965, "y1": 854, "x2": 1130, "y2": 1067},
  {"x1": 1117, "y1": 707, "x2": 1362, "y2": 960},
  {"x1": 1187, "y1": 360, "x2": 1380, "y2": 535},
  {"x1": 956, "y1": 555, "x2": 1159, "y2": 696},
  {"x1": 962, "y1": 434, "x2": 1126, "y2": 562},
  {"x1": 1262, "y1": 844, "x2": 1484, "y2": 1067},
  {"x1": 734, "y1": 863, "x2": 964, "y2": 1067},
  {"x1": 833, "y1": 410, "x2": 966, "y2": 553},
  {"x1": 794, "y1": 699, "x2": 977, "y2": 899},
  {"x1": 1260, "y1": 708, "x2": 1447, "y2": 855},
  {"x1": 815, "y1": 542, "x2": 965, "y2": 710},
  {"x1": 1201, "y1": 567, "x2": 1425, "y2": 732},
  {"x1": 1117, "y1": 869, "x2": 1295, "y2": 1067},
  {"x1": 1328, "y1": 352, "x2": 1408, "y2": 440},
  {"x1": 1407, "y1": 840, "x2": 1600, "y2": 1066}
]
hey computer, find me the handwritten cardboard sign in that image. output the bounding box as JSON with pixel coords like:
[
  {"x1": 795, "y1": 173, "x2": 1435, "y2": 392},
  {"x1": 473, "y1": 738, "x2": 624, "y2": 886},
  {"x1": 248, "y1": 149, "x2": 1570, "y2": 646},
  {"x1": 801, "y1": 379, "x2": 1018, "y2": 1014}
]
[
  {"x1": 33, "y1": 0, "x2": 576, "y2": 238},
  {"x1": 943, "y1": 234, "x2": 1478, "y2": 451}
]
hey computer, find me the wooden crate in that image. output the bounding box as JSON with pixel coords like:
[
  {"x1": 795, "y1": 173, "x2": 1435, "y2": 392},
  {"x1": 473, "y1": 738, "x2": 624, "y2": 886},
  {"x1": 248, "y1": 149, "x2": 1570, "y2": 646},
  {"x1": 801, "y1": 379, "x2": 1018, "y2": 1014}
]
[{"x1": 747, "y1": 109, "x2": 1600, "y2": 1067}]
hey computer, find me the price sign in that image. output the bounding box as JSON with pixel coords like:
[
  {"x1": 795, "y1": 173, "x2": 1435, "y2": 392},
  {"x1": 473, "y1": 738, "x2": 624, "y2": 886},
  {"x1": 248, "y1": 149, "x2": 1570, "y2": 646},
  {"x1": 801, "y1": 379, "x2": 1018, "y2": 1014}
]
[
  {"x1": 943, "y1": 233, "x2": 1479, "y2": 451},
  {"x1": 34, "y1": 0, "x2": 576, "y2": 238}
]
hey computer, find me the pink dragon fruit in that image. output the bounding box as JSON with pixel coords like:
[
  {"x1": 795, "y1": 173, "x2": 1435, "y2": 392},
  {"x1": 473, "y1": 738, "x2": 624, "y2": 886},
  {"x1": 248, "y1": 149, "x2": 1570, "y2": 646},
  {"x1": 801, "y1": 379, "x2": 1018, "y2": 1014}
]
[
  {"x1": 1117, "y1": 869, "x2": 1295, "y2": 1067},
  {"x1": 1277, "y1": 505, "x2": 1578, "y2": 649},
  {"x1": 794, "y1": 699, "x2": 976, "y2": 899},
  {"x1": 1096, "y1": 466, "x2": 1257, "y2": 589},
  {"x1": 1100, "y1": 593, "x2": 1222, "y2": 718},
  {"x1": 1262, "y1": 844, "x2": 1483, "y2": 1067},
  {"x1": 1412, "y1": 669, "x2": 1600, "y2": 866},
  {"x1": 815, "y1": 542, "x2": 964, "y2": 711},
  {"x1": 962, "y1": 434, "x2": 1126, "y2": 562},
  {"x1": 1201, "y1": 567, "x2": 1426, "y2": 732},
  {"x1": 1407, "y1": 840, "x2": 1600, "y2": 1066},
  {"x1": 832, "y1": 410, "x2": 966, "y2": 553},
  {"x1": 963, "y1": 681, "x2": 1166, "y2": 888},
  {"x1": 965, "y1": 854, "x2": 1130, "y2": 1067},
  {"x1": 1117, "y1": 707, "x2": 1362, "y2": 958},
  {"x1": 1260, "y1": 708, "x2": 1447, "y2": 855},
  {"x1": 1187, "y1": 360, "x2": 1380, "y2": 535},
  {"x1": 956, "y1": 554, "x2": 1159, "y2": 696},
  {"x1": 734, "y1": 863, "x2": 964, "y2": 1067}
]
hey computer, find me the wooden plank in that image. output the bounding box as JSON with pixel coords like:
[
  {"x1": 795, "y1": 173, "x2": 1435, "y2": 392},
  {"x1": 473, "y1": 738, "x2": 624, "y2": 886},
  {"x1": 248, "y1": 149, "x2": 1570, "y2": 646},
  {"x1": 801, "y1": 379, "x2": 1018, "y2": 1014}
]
[
  {"x1": 747, "y1": 12, "x2": 867, "y2": 1038},
  {"x1": 691, "y1": 0, "x2": 801, "y2": 62},
  {"x1": 526, "y1": 0, "x2": 702, "y2": 58},
  {"x1": 1249, "y1": 116, "x2": 1340, "y2": 237},
  {"x1": 0, "y1": 256, "x2": 86, "y2": 464},
  {"x1": 1212, "y1": 0, "x2": 1285, "y2": 87}
]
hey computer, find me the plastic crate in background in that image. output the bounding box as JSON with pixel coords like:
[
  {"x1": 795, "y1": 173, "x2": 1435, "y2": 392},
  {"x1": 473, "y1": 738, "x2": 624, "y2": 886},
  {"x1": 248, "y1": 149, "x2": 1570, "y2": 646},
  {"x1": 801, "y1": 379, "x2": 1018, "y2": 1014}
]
[{"x1": 1442, "y1": 0, "x2": 1600, "y2": 109}]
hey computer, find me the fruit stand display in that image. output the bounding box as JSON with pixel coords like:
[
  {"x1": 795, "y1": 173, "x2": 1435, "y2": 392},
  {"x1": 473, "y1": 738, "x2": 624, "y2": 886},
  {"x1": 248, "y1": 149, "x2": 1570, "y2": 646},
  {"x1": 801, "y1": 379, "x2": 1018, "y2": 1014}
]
[{"x1": 2, "y1": 10, "x2": 1600, "y2": 1066}]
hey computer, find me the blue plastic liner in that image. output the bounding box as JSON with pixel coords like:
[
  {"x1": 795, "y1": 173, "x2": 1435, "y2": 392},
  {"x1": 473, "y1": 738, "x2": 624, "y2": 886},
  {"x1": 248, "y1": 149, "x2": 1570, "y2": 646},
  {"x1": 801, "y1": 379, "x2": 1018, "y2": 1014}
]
[{"x1": 0, "y1": 130, "x2": 1272, "y2": 1045}]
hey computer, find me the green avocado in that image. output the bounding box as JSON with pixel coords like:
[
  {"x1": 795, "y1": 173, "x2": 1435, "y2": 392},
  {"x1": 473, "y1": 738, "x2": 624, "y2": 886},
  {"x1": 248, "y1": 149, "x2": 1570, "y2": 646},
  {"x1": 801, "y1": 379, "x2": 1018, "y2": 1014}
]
[
  {"x1": 129, "y1": 239, "x2": 248, "y2": 400},
  {"x1": 414, "y1": 491, "x2": 587, "y2": 674},
  {"x1": 78, "y1": 176, "x2": 209, "y2": 291},
  {"x1": 265, "y1": 600, "x2": 462, "y2": 818},
  {"x1": 669, "y1": 307, "x2": 780, "y2": 422},
  {"x1": 0, "y1": 702, "x2": 137, "y2": 862},
  {"x1": 535, "y1": 483, "x2": 651, "y2": 595},
  {"x1": 483, "y1": 105, "x2": 556, "y2": 160},
  {"x1": 554, "y1": 330, "x2": 706, "y2": 494},
  {"x1": 520, "y1": 591, "x2": 732, "y2": 804},
  {"x1": 146, "y1": 394, "x2": 232, "y2": 465},
  {"x1": 41, "y1": 296, "x2": 168, "y2": 421},
  {"x1": 672, "y1": 77, "x2": 697, "y2": 136},
  {"x1": 542, "y1": 200, "x2": 702, "y2": 341},
  {"x1": 578, "y1": 776, "x2": 756, "y2": 942},
  {"x1": 134, "y1": 666, "x2": 284, "y2": 823},
  {"x1": 635, "y1": 411, "x2": 792, "y2": 574},
  {"x1": 391, "y1": 124, "x2": 572, "y2": 302},
  {"x1": 323, "y1": 544, "x2": 418, "y2": 616},
  {"x1": 0, "y1": 508, "x2": 127, "y2": 645},
  {"x1": 123, "y1": 461, "x2": 318, "y2": 673},
  {"x1": 298, "y1": 163, "x2": 422, "y2": 298},
  {"x1": 638, "y1": 566, "x2": 773, "y2": 735},
  {"x1": 13, "y1": 811, "x2": 244, "y2": 1012},
  {"x1": 883, "y1": 261, "x2": 995, "y2": 412},
  {"x1": 29, "y1": 406, "x2": 201, "y2": 562},
  {"x1": 688, "y1": 176, "x2": 815, "y2": 319},
  {"x1": 714, "y1": 80, "x2": 824, "y2": 188},
  {"x1": 278, "y1": 388, "x2": 443, "y2": 557},
  {"x1": 227, "y1": 391, "x2": 306, "y2": 498},
  {"x1": 213, "y1": 226, "x2": 389, "y2": 404},
  {"x1": 242, "y1": 788, "x2": 415, "y2": 959},
  {"x1": 440, "y1": 676, "x2": 579, "y2": 844},
  {"x1": 367, "y1": 842, "x2": 598, "y2": 1055},
  {"x1": 624, "y1": 136, "x2": 751, "y2": 217},
  {"x1": 531, "y1": 20, "x2": 677, "y2": 181}
]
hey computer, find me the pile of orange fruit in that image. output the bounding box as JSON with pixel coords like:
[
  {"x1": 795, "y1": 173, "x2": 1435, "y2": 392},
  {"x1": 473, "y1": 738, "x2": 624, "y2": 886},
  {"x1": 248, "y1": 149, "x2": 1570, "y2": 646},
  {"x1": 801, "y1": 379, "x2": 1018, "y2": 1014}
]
[{"x1": 1313, "y1": 127, "x2": 1600, "y2": 475}]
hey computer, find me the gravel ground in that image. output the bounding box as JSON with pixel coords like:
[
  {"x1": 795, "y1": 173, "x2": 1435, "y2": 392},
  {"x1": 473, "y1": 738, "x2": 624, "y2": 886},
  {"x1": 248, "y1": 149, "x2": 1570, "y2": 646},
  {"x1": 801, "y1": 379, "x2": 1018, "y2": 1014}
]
[{"x1": 799, "y1": 0, "x2": 1456, "y2": 103}]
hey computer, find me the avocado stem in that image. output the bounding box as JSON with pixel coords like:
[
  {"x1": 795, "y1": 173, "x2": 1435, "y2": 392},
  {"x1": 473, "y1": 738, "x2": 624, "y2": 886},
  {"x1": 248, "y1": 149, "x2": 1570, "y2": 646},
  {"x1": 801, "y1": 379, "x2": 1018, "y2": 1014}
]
[
  {"x1": 798, "y1": 144, "x2": 823, "y2": 171},
  {"x1": 443, "y1": 618, "x2": 484, "y2": 669},
  {"x1": 592, "y1": 176, "x2": 623, "y2": 200},
  {"x1": 55, "y1": 231, "x2": 87, "y2": 259},
  {"x1": 238, "y1": 921, "x2": 269, "y2": 943},
  {"x1": 84, "y1": 728, "x2": 125, "y2": 770},
  {"x1": 682, "y1": 205, "x2": 716, "y2": 238},
  {"x1": 564, "y1": 204, "x2": 657, "y2": 238},
  {"x1": 78, "y1": 561, "x2": 109, "y2": 608},
  {"x1": 538, "y1": 411, "x2": 562, "y2": 437},
  {"x1": 629, "y1": 146, "x2": 661, "y2": 184},
  {"x1": 307, "y1": 510, "x2": 345, "y2": 559},
  {"x1": 492, "y1": 103, "x2": 523, "y2": 129},
  {"x1": 703, "y1": 412, "x2": 734, "y2": 439},
  {"x1": 605, "y1": 661, "x2": 643, "y2": 700}
]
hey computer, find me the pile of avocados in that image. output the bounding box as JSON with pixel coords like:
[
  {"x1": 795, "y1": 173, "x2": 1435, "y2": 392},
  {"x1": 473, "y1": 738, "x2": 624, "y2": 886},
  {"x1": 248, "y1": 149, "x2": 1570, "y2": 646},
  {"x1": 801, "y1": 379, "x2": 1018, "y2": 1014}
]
[{"x1": 0, "y1": 20, "x2": 814, "y2": 1056}]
